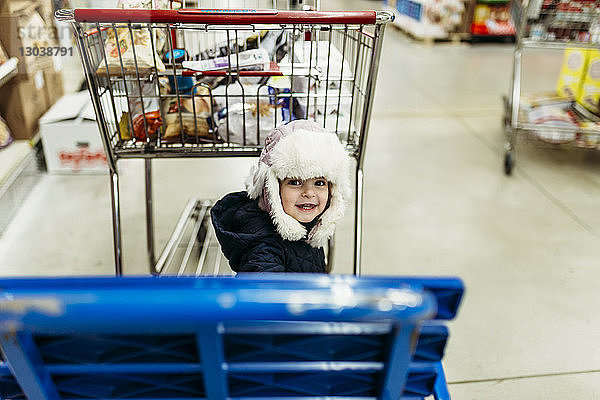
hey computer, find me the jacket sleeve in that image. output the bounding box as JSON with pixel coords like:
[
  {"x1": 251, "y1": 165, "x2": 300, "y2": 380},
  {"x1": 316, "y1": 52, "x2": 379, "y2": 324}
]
[{"x1": 236, "y1": 240, "x2": 286, "y2": 273}]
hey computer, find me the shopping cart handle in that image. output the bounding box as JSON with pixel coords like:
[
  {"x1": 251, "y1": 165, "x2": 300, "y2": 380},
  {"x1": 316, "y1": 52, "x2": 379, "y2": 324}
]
[{"x1": 63, "y1": 8, "x2": 379, "y2": 25}]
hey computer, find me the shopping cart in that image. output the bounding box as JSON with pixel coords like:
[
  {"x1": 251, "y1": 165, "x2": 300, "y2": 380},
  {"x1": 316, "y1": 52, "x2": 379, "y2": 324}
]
[
  {"x1": 503, "y1": 0, "x2": 600, "y2": 175},
  {"x1": 56, "y1": 7, "x2": 394, "y2": 276},
  {"x1": 0, "y1": 274, "x2": 464, "y2": 399}
]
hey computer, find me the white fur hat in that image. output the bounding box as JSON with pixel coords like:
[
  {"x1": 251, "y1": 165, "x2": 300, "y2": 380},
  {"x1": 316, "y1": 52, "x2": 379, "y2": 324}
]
[{"x1": 246, "y1": 120, "x2": 352, "y2": 248}]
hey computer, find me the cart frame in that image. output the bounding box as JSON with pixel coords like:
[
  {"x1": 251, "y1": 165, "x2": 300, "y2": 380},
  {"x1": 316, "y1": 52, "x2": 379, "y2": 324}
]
[{"x1": 57, "y1": 8, "x2": 393, "y2": 276}]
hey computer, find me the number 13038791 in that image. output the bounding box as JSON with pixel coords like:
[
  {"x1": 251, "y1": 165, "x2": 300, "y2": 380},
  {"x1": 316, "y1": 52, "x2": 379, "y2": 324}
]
[{"x1": 19, "y1": 47, "x2": 73, "y2": 57}]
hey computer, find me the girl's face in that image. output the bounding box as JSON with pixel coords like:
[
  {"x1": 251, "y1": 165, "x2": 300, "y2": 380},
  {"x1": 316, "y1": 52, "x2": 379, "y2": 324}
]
[{"x1": 280, "y1": 177, "x2": 329, "y2": 223}]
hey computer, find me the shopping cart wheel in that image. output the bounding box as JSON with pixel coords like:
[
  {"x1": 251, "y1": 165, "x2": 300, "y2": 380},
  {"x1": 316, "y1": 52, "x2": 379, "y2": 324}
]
[{"x1": 504, "y1": 152, "x2": 514, "y2": 175}]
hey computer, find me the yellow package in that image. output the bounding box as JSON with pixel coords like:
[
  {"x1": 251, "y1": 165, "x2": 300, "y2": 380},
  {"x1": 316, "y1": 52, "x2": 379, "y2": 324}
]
[
  {"x1": 577, "y1": 49, "x2": 600, "y2": 115},
  {"x1": 556, "y1": 48, "x2": 589, "y2": 99}
]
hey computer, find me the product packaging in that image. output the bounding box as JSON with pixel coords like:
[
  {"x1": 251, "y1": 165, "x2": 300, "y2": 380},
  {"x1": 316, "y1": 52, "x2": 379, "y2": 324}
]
[
  {"x1": 182, "y1": 48, "x2": 270, "y2": 72},
  {"x1": 556, "y1": 48, "x2": 589, "y2": 99},
  {"x1": 576, "y1": 49, "x2": 600, "y2": 114},
  {"x1": 118, "y1": 81, "x2": 162, "y2": 141},
  {"x1": 527, "y1": 104, "x2": 578, "y2": 143},
  {"x1": 161, "y1": 86, "x2": 215, "y2": 143},
  {"x1": 97, "y1": 27, "x2": 166, "y2": 76}
]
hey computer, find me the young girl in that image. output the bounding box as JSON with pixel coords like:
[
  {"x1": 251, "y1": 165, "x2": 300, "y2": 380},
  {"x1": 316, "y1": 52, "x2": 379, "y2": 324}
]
[{"x1": 211, "y1": 119, "x2": 351, "y2": 273}]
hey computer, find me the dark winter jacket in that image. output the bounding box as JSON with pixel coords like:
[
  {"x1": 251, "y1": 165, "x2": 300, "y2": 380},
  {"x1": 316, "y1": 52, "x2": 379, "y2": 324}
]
[{"x1": 211, "y1": 191, "x2": 326, "y2": 273}]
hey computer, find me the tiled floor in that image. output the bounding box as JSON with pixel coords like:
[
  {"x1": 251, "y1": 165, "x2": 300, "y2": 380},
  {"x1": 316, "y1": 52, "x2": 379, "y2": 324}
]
[{"x1": 2, "y1": 0, "x2": 600, "y2": 398}]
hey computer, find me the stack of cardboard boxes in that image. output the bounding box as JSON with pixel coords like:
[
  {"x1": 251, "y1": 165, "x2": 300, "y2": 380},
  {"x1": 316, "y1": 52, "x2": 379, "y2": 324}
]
[{"x1": 0, "y1": 0, "x2": 64, "y2": 141}]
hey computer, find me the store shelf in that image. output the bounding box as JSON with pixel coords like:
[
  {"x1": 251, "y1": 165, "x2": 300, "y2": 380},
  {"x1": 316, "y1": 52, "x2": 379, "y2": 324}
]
[
  {"x1": 0, "y1": 58, "x2": 18, "y2": 89},
  {"x1": 0, "y1": 142, "x2": 41, "y2": 236},
  {"x1": 0, "y1": 141, "x2": 31, "y2": 187}
]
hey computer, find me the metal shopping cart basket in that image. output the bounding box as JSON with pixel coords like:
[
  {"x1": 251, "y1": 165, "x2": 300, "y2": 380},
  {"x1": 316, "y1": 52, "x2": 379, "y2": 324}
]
[{"x1": 56, "y1": 6, "x2": 394, "y2": 276}]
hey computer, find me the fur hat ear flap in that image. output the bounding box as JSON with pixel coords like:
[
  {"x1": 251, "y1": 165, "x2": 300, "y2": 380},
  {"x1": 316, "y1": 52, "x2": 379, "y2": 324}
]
[
  {"x1": 307, "y1": 179, "x2": 349, "y2": 248},
  {"x1": 246, "y1": 162, "x2": 268, "y2": 200},
  {"x1": 264, "y1": 169, "x2": 306, "y2": 242}
]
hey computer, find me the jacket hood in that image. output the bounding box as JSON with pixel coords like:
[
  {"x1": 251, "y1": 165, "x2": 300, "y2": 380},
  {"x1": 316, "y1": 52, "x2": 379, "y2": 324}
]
[{"x1": 246, "y1": 120, "x2": 351, "y2": 248}]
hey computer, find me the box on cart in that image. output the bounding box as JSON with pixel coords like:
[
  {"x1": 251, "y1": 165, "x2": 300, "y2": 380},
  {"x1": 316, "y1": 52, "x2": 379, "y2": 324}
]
[
  {"x1": 556, "y1": 48, "x2": 589, "y2": 99},
  {"x1": 577, "y1": 50, "x2": 600, "y2": 115},
  {"x1": 39, "y1": 91, "x2": 108, "y2": 174}
]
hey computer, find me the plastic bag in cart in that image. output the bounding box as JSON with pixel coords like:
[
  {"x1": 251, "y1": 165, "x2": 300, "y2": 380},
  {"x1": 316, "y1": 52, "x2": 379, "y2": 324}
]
[{"x1": 213, "y1": 79, "x2": 293, "y2": 146}]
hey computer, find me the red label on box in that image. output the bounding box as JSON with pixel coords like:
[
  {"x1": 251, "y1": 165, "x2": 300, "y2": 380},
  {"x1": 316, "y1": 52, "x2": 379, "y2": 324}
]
[{"x1": 57, "y1": 147, "x2": 107, "y2": 171}]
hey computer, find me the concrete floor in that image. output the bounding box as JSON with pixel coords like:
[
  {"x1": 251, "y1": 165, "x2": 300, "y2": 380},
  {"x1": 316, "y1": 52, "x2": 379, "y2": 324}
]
[{"x1": 2, "y1": 0, "x2": 600, "y2": 398}]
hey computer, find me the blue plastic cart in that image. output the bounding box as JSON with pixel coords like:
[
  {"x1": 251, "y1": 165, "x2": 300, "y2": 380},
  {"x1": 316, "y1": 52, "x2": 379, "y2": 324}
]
[{"x1": 0, "y1": 275, "x2": 463, "y2": 399}]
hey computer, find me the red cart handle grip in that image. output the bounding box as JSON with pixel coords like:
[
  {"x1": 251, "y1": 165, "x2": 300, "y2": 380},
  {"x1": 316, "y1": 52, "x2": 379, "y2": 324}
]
[{"x1": 71, "y1": 8, "x2": 377, "y2": 25}]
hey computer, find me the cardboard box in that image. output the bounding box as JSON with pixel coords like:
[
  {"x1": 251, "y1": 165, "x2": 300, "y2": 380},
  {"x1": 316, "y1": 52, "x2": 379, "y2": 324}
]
[
  {"x1": 0, "y1": 1, "x2": 57, "y2": 77},
  {"x1": 39, "y1": 91, "x2": 107, "y2": 174},
  {"x1": 0, "y1": 69, "x2": 49, "y2": 139},
  {"x1": 43, "y1": 66, "x2": 64, "y2": 107},
  {"x1": 556, "y1": 48, "x2": 589, "y2": 99},
  {"x1": 577, "y1": 49, "x2": 600, "y2": 115},
  {"x1": 36, "y1": 0, "x2": 55, "y2": 26}
]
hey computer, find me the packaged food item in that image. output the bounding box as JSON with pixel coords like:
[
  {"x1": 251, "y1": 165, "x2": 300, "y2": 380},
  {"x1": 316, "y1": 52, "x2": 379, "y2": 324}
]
[
  {"x1": 0, "y1": 116, "x2": 13, "y2": 149},
  {"x1": 182, "y1": 48, "x2": 270, "y2": 72},
  {"x1": 267, "y1": 76, "x2": 293, "y2": 123},
  {"x1": 470, "y1": 3, "x2": 515, "y2": 35},
  {"x1": 576, "y1": 49, "x2": 600, "y2": 114},
  {"x1": 118, "y1": 81, "x2": 162, "y2": 141},
  {"x1": 97, "y1": 27, "x2": 166, "y2": 76},
  {"x1": 161, "y1": 86, "x2": 216, "y2": 143},
  {"x1": 572, "y1": 102, "x2": 600, "y2": 148},
  {"x1": 163, "y1": 49, "x2": 196, "y2": 94},
  {"x1": 556, "y1": 48, "x2": 589, "y2": 99},
  {"x1": 527, "y1": 104, "x2": 577, "y2": 143}
]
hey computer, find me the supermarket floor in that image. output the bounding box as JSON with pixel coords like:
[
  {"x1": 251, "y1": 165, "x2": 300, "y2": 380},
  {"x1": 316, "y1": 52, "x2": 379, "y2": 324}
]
[{"x1": 2, "y1": 0, "x2": 600, "y2": 398}]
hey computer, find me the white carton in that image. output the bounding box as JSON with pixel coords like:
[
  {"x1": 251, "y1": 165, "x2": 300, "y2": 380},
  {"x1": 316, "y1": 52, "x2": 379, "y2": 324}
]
[{"x1": 39, "y1": 92, "x2": 108, "y2": 174}]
